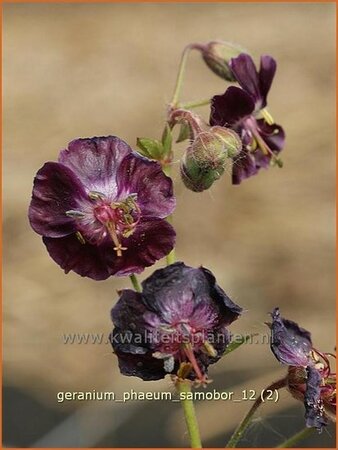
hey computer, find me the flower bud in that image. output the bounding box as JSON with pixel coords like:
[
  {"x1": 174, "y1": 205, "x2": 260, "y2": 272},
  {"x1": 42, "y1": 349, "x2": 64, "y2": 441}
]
[
  {"x1": 201, "y1": 41, "x2": 247, "y2": 82},
  {"x1": 210, "y1": 126, "x2": 242, "y2": 158},
  {"x1": 180, "y1": 131, "x2": 228, "y2": 192}
]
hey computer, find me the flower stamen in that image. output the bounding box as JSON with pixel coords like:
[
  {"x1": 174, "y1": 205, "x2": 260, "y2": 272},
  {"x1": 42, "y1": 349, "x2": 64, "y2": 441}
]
[
  {"x1": 260, "y1": 108, "x2": 274, "y2": 125},
  {"x1": 66, "y1": 210, "x2": 86, "y2": 218},
  {"x1": 203, "y1": 340, "x2": 218, "y2": 357},
  {"x1": 76, "y1": 231, "x2": 86, "y2": 244},
  {"x1": 89, "y1": 191, "x2": 106, "y2": 200}
]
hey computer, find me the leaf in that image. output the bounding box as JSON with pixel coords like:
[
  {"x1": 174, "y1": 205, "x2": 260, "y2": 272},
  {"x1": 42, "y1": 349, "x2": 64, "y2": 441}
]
[
  {"x1": 136, "y1": 137, "x2": 164, "y2": 160},
  {"x1": 223, "y1": 333, "x2": 259, "y2": 356},
  {"x1": 161, "y1": 123, "x2": 173, "y2": 155},
  {"x1": 176, "y1": 123, "x2": 192, "y2": 143}
]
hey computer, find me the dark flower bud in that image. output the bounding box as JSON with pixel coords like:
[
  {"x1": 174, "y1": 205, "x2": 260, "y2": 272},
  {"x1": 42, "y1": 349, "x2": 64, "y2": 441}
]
[{"x1": 200, "y1": 41, "x2": 247, "y2": 82}]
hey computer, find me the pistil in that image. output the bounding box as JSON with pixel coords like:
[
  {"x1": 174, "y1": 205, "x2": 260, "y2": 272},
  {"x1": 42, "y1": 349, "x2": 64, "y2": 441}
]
[
  {"x1": 106, "y1": 221, "x2": 127, "y2": 257},
  {"x1": 245, "y1": 117, "x2": 283, "y2": 167},
  {"x1": 182, "y1": 343, "x2": 206, "y2": 383}
]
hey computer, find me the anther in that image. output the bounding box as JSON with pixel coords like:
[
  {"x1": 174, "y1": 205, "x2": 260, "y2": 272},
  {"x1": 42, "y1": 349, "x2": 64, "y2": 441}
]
[
  {"x1": 261, "y1": 108, "x2": 275, "y2": 125},
  {"x1": 203, "y1": 340, "x2": 218, "y2": 357},
  {"x1": 66, "y1": 210, "x2": 86, "y2": 218},
  {"x1": 76, "y1": 231, "x2": 86, "y2": 244},
  {"x1": 89, "y1": 191, "x2": 106, "y2": 200}
]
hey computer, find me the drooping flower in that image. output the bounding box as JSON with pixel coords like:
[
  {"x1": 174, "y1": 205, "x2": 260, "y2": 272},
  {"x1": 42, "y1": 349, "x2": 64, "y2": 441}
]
[
  {"x1": 110, "y1": 262, "x2": 242, "y2": 383},
  {"x1": 29, "y1": 136, "x2": 176, "y2": 280},
  {"x1": 210, "y1": 53, "x2": 285, "y2": 185},
  {"x1": 268, "y1": 308, "x2": 336, "y2": 432},
  {"x1": 199, "y1": 40, "x2": 246, "y2": 82}
]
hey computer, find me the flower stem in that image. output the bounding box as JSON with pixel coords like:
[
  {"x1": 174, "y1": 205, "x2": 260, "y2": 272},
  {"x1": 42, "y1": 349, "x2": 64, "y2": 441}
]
[
  {"x1": 171, "y1": 43, "x2": 203, "y2": 107},
  {"x1": 225, "y1": 378, "x2": 287, "y2": 448},
  {"x1": 276, "y1": 427, "x2": 315, "y2": 448},
  {"x1": 180, "y1": 98, "x2": 211, "y2": 109},
  {"x1": 177, "y1": 381, "x2": 203, "y2": 448},
  {"x1": 171, "y1": 45, "x2": 192, "y2": 106},
  {"x1": 129, "y1": 274, "x2": 141, "y2": 292},
  {"x1": 162, "y1": 161, "x2": 176, "y2": 266}
]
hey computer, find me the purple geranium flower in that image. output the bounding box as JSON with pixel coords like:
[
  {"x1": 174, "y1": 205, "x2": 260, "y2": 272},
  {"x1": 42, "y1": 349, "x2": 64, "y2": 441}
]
[
  {"x1": 110, "y1": 262, "x2": 242, "y2": 383},
  {"x1": 29, "y1": 136, "x2": 176, "y2": 280},
  {"x1": 210, "y1": 53, "x2": 285, "y2": 185},
  {"x1": 268, "y1": 308, "x2": 336, "y2": 432}
]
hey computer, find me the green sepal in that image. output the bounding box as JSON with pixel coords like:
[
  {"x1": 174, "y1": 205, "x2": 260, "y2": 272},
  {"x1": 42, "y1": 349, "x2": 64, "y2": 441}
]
[
  {"x1": 176, "y1": 123, "x2": 192, "y2": 143},
  {"x1": 136, "y1": 137, "x2": 164, "y2": 160},
  {"x1": 161, "y1": 123, "x2": 173, "y2": 155},
  {"x1": 223, "y1": 333, "x2": 258, "y2": 356}
]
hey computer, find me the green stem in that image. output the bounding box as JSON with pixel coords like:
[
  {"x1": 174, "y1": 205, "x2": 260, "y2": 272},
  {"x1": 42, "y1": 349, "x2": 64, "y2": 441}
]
[
  {"x1": 276, "y1": 427, "x2": 315, "y2": 448},
  {"x1": 178, "y1": 381, "x2": 203, "y2": 448},
  {"x1": 226, "y1": 378, "x2": 287, "y2": 448},
  {"x1": 166, "y1": 247, "x2": 176, "y2": 265},
  {"x1": 162, "y1": 162, "x2": 176, "y2": 266},
  {"x1": 171, "y1": 44, "x2": 203, "y2": 106},
  {"x1": 180, "y1": 98, "x2": 211, "y2": 109},
  {"x1": 129, "y1": 274, "x2": 141, "y2": 292}
]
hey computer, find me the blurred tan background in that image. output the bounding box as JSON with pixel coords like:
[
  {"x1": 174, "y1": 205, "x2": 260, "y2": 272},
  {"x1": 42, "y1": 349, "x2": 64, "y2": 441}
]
[{"x1": 3, "y1": 2, "x2": 336, "y2": 448}]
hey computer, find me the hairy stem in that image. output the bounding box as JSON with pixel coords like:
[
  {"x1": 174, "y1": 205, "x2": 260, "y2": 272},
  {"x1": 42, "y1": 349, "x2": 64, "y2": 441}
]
[
  {"x1": 177, "y1": 381, "x2": 203, "y2": 448},
  {"x1": 162, "y1": 161, "x2": 176, "y2": 266},
  {"x1": 129, "y1": 274, "x2": 141, "y2": 292},
  {"x1": 225, "y1": 378, "x2": 287, "y2": 448},
  {"x1": 180, "y1": 98, "x2": 211, "y2": 109},
  {"x1": 276, "y1": 427, "x2": 315, "y2": 448},
  {"x1": 171, "y1": 43, "x2": 203, "y2": 106}
]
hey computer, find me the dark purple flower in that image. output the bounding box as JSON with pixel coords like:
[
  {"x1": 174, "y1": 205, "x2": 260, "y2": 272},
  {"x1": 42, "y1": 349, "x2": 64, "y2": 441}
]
[
  {"x1": 210, "y1": 53, "x2": 285, "y2": 185},
  {"x1": 268, "y1": 308, "x2": 336, "y2": 432},
  {"x1": 110, "y1": 262, "x2": 242, "y2": 383},
  {"x1": 29, "y1": 136, "x2": 176, "y2": 280},
  {"x1": 269, "y1": 307, "x2": 312, "y2": 367}
]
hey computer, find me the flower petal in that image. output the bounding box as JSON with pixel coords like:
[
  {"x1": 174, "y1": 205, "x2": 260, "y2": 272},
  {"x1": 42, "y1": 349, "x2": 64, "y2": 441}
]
[
  {"x1": 111, "y1": 290, "x2": 175, "y2": 380},
  {"x1": 252, "y1": 149, "x2": 271, "y2": 170},
  {"x1": 141, "y1": 262, "x2": 242, "y2": 327},
  {"x1": 269, "y1": 308, "x2": 312, "y2": 367},
  {"x1": 43, "y1": 234, "x2": 115, "y2": 280},
  {"x1": 194, "y1": 325, "x2": 231, "y2": 375},
  {"x1": 111, "y1": 332, "x2": 167, "y2": 381},
  {"x1": 200, "y1": 267, "x2": 243, "y2": 325},
  {"x1": 141, "y1": 262, "x2": 204, "y2": 316},
  {"x1": 304, "y1": 366, "x2": 328, "y2": 431},
  {"x1": 29, "y1": 162, "x2": 87, "y2": 238},
  {"x1": 257, "y1": 120, "x2": 285, "y2": 152},
  {"x1": 210, "y1": 86, "x2": 255, "y2": 127},
  {"x1": 111, "y1": 289, "x2": 147, "y2": 331},
  {"x1": 230, "y1": 53, "x2": 261, "y2": 104},
  {"x1": 232, "y1": 148, "x2": 258, "y2": 185},
  {"x1": 116, "y1": 153, "x2": 176, "y2": 218},
  {"x1": 58, "y1": 136, "x2": 132, "y2": 198},
  {"x1": 112, "y1": 218, "x2": 176, "y2": 277},
  {"x1": 259, "y1": 55, "x2": 277, "y2": 108}
]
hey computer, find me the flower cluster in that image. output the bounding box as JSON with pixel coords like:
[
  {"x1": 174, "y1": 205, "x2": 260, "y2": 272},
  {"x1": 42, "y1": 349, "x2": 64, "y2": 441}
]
[
  {"x1": 110, "y1": 262, "x2": 242, "y2": 383},
  {"x1": 29, "y1": 136, "x2": 175, "y2": 280},
  {"x1": 268, "y1": 308, "x2": 336, "y2": 432},
  {"x1": 27, "y1": 38, "x2": 334, "y2": 448},
  {"x1": 175, "y1": 48, "x2": 285, "y2": 192},
  {"x1": 210, "y1": 53, "x2": 285, "y2": 185}
]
